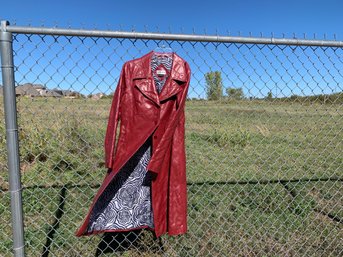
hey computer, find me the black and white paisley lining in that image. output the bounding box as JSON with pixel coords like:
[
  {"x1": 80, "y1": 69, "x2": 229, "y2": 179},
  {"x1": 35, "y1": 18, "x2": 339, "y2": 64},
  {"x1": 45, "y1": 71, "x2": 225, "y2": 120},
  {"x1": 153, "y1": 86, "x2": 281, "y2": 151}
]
[
  {"x1": 151, "y1": 53, "x2": 173, "y2": 93},
  {"x1": 86, "y1": 53, "x2": 173, "y2": 233}
]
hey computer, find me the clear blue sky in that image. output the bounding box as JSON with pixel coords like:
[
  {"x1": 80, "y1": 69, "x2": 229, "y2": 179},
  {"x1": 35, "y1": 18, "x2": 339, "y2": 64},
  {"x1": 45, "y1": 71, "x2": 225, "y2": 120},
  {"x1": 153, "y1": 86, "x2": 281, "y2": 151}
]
[
  {"x1": 1, "y1": 1, "x2": 342, "y2": 98},
  {"x1": 1, "y1": 0, "x2": 342, "y2": 40}
]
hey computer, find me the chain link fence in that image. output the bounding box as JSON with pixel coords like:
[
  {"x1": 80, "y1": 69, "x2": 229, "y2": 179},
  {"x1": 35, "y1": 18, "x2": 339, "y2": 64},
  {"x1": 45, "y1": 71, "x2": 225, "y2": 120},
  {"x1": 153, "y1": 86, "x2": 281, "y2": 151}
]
[{"x1": 1, "y1": 22, "x2": 342, "y2": 256}]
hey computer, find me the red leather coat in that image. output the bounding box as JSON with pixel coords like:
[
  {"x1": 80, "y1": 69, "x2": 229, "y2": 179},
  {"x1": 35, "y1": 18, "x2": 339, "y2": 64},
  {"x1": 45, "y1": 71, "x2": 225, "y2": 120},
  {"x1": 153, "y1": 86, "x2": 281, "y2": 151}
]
[{"x1": 75, "y1": 51, "x2": 191, "y2": 238}]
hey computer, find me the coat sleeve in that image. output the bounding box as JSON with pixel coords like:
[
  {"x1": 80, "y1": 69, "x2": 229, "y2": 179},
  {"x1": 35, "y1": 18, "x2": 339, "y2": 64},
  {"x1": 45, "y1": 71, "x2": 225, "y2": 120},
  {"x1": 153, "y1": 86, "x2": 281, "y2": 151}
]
[
  {"x1": 146, "y1": 62, "x2": 191, "y2": 174},
  {"x1": 104, "y1": 63, "x2": 126, "y2": 169},
  {"x1": 168, "y1": 109, "x2": 188, "y2": 234}
]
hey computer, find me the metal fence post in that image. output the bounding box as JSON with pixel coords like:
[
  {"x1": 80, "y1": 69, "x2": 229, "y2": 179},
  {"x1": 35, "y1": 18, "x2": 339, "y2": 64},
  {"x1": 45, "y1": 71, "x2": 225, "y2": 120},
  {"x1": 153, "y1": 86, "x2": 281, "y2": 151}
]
[{"x1": 0, "y1": 20, "x2": 25, "y2": 257}]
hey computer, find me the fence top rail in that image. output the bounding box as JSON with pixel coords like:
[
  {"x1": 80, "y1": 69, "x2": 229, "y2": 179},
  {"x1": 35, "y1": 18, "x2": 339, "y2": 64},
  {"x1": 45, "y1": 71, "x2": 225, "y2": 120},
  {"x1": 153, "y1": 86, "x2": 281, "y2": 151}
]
[{"x1": 1, "y1": 20, "x2": 343, "y2": 47}]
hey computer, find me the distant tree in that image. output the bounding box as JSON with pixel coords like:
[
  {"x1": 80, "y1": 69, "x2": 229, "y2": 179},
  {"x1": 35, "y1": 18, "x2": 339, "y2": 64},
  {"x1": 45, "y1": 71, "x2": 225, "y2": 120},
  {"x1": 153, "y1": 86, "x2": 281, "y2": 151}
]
[
  {"x1": 226, "y1": 87, "x2": 245, "y2": 100},
  {"x1": 290, "y1": 94, "x2": 299, "y2": 100},
  {"x1": 205, "y1": 71, "x2": 223, "y2": 100},
  {"x1": 266, "y1": 91, "x2": 273, "y2": 100}
]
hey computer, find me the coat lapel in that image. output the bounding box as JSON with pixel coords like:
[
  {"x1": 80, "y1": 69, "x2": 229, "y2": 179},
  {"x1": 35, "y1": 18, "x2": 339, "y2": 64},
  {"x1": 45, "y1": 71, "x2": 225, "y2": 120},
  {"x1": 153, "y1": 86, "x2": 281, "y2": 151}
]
[
  {"x1": 159, "y1": 54, "x2": 187, "y2": 101},
  {"x1": 134, "y1": 79, "x2": 160, "y2": 107},
  {"x1": 159, "y1": 80, "x2": 184, "y2": 102},
  {"x1": 133, "y1": 51, "x2": 187, "y2": 107}
]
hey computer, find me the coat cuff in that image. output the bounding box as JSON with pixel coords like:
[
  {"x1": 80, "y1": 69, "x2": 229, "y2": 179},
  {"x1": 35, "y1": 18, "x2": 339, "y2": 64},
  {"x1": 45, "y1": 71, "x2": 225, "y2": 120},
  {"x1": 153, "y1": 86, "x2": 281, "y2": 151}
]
[{"x1": 146, "y1": 160, "x2": 160, "y2": 174}]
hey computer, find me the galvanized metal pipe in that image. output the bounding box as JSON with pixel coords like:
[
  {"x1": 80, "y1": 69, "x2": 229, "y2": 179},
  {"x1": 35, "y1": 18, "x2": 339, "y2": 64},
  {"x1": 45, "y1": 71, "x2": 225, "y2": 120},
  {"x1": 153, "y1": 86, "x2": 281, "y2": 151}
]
[
  {"x1": 4, "y1": 23, "x2": 343, "y2": 47},
  {"x1": 0, "y1": 21, "x2": 26, "y2": 257}
]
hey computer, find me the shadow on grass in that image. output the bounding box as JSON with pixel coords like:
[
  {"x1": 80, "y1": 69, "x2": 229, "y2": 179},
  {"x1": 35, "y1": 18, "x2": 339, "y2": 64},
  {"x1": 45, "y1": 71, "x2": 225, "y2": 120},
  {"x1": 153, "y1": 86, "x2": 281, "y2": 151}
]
[
  {"x1": 94, "y1": 229, "x2": 164, "y2": 256},
  {"x1": 42, "y1": 186, "x2": 67, "y2": 257}
]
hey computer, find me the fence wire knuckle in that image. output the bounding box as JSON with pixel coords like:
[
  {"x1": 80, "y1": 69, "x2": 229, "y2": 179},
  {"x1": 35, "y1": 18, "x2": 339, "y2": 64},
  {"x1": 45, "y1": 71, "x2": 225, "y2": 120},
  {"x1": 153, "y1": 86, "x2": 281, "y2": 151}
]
[{"x1": 0, "y1": 22, "x2": 342, "y2": 257}]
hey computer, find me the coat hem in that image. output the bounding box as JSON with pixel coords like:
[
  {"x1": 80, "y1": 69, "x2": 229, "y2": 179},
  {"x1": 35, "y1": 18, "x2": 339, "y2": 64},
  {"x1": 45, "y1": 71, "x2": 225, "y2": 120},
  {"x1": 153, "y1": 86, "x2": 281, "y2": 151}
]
[
  {"x1": 75, "y1": 127, "x2": 159, "y2": 237},
  {"x1": 75, "y1": 225, "x2": 156, "y2": 237}
]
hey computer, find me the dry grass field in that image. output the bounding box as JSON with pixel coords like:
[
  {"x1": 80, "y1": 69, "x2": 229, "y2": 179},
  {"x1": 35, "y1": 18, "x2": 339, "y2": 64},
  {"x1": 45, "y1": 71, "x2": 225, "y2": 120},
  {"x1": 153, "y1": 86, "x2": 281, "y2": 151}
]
[{"x1": 0, "y1": 96, "x2": 342, "y2": 256}]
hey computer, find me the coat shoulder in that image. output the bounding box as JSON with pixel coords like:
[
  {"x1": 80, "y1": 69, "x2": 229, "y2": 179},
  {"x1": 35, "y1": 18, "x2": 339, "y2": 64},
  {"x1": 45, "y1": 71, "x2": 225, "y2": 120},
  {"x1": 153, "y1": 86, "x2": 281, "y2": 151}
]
[{"x1": 124, "y1": 54, "x2": 150, "y2": 80}]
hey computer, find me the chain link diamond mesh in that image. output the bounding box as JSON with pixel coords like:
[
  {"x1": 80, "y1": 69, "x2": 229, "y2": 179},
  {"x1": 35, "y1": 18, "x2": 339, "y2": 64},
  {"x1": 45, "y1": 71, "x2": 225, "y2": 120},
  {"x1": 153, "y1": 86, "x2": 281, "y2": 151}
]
[{"x1": 0, "y1": 26, "x2": 342, "y2": 257}]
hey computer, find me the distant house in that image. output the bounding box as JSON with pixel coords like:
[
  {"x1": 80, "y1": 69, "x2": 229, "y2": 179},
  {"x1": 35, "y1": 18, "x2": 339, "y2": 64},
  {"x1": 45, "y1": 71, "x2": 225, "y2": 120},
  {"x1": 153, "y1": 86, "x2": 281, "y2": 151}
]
[
  {"x1": 65, "y1": 95, "x2": 77, "y2": 99},
  {"x1": 59, "y1": 89, "x2": 83, "y2": 98},
  {"x1": 0, "y1": 83, "x2": 85, "y2": 98},
  {"x1": 41, "y1": 90, "x2": 63, "y2": 97},
  {"x1": 91, "y1": 93, "x2": 105, "y2": 100},
  {"x1": 16, "y1": 84, "x2": 41, "y2": 97}
]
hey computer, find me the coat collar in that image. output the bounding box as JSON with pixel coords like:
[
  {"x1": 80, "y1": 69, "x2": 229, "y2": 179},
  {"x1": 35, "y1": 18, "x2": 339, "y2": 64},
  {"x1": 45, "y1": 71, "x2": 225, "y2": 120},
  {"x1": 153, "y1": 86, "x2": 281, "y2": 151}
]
[{"x1": 132, "y1": 51, "x2": 188, "y2": 106}]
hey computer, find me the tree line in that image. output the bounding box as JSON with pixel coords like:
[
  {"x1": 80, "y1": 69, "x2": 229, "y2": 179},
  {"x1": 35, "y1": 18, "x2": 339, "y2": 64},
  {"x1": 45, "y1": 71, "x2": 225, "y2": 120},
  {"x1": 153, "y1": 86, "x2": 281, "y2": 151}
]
[
  {"x1": 203, "y1": 71, "x2": 343, "y2": 104},
  {"x1": 205, "y1": 71, "x2": 245, "y2": 100}
]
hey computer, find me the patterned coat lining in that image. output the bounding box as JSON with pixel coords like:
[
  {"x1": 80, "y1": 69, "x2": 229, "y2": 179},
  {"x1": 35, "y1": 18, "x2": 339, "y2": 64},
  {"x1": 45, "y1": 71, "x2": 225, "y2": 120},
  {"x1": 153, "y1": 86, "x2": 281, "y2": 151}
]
[{"x1": 86, "y1": 53, "x2": 173, "y2": 233}]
